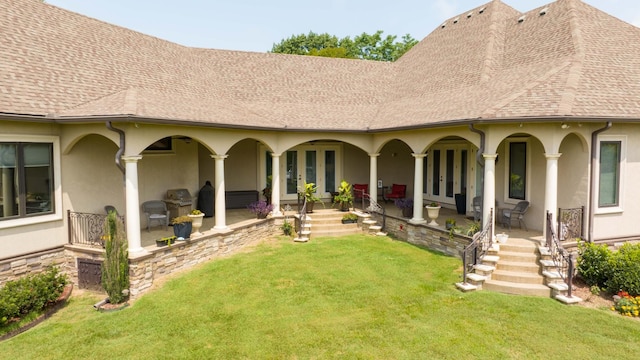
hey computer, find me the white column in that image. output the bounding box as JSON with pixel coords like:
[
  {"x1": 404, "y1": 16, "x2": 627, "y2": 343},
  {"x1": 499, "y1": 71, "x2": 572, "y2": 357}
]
[
  {"x1": 482, "y1": 154, "x2": 497, "y2": 231},
  {"x1": 544, "y1": 153, "x2": 562, "y2": 237},
  {"x1": 410, "y1": 153, "x2": 427, "y2": 224},
  {"x1": 122, "y1": 155, "x2": 144, "y2": 253},
  {"x1": 368, "y1": 153, "x2": 379, "y2": 204},
  {"x1": 271, "y1": 153, "x2": 282, "y2": 216},
  {"x1": 212, "y1": 154, "x2": 228, "y2": 230}
]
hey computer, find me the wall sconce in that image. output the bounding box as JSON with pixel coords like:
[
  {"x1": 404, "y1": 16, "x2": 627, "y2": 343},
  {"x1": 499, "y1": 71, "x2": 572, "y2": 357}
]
[{"x1": 561, "y1": 123, "x2": 570, "y2": 129}]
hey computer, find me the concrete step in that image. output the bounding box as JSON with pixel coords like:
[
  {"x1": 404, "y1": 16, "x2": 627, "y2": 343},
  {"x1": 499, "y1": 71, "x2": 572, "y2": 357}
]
[
  {"x1": 497, "y1": 260, "x2": 540, "y2": 273},
  {"x1": 312, "y1": 228, "x2": 362, "y2": 238},
  {"x1": 483, "y1": 279, "x2": 551, "y2": 297},
  {"x1": 456, "y1": 282, "x2": 478, "y2": 292},
  {"x1": 311, "y1": 223, "x2": 358, "y2": 231},
  {"x1": 497, "y1": 251, "x2": 538, "y2": 263},
  {"x1": 498, "y1": 242, "x2": 538, "y2": 254},
  {"x1": 491, "y1": 270, "x2": 545, "y2": 285},
  {"x1": 293, "y1": 236, "x2": 309, "y2": 242}
]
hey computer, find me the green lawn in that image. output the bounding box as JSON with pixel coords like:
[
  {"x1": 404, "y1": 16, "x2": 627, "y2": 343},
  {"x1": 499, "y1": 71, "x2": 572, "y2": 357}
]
[{"x1": 2, "y1": 235, "x2": 639, "y2": 359}]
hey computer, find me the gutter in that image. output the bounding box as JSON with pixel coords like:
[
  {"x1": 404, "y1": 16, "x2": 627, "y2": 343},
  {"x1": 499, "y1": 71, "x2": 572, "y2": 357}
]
[
  {"x1": 105, "y1": 121, "x2": 126, "y2": 174},
  {"x1": 588, "y1": 122, "x2": 612, "y2": 242}
]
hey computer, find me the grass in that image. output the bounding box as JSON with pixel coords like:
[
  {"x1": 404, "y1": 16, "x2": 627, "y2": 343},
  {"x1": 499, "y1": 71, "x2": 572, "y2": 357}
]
[{"x1": 1, "y1": 234, "x2": 639, "y2": 359}]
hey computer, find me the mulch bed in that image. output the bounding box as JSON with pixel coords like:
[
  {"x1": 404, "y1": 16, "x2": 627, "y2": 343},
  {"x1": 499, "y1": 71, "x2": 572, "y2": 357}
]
[{"x1": 0, "y1": 284, "x2": 74, "y2": 342}]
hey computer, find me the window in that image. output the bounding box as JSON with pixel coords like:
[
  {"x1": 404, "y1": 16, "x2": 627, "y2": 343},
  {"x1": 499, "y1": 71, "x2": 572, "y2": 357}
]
[
  {"x1": 598, "y1": 141, "x2": 621, "y2": 208},
  {"x1": 0, "y1": 142, "x2": 54, "y2": 220},
  {"x1": 508, "y1": 142, "x2": 527, "y2": 200}
]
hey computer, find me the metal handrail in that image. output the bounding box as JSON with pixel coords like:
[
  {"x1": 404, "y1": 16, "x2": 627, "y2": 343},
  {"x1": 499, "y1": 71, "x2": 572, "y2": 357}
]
[
  {"x1": 461, "y1": 208, "x2": 493, "y2": 285},
  {"x1": 353, "y1": 188, "x2": 386, "y2": 230},
  {"x1": 546, "y1": 211, "x2": 575, "y2": 297}
]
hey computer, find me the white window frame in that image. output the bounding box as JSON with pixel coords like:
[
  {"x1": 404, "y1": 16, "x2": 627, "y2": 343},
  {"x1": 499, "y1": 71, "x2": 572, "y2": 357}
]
[
  {"x1": 503, "y1": 137, "x2": 530, "y2": 205},
  {"x1": 595, "y1": 135, "x2": 625, "y2": 215},
  {"x1": 0, "y1": 135, "x2": 63, "y2": 229}
]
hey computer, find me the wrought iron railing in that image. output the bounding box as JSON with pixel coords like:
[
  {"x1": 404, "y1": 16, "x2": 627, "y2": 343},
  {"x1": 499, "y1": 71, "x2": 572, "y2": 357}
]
[
  {"x1": 353, "y1": 188, "x2": 386, "y2": 230},
  {"x1": 461, "y1": 209, "x2": 493, "y2": 285},
  {"x1": 546, "y1": 211, "x2": 575, "y2": 297},
  {"x1": 558, "y1": 206, "x2": 584, "y2": 241},
  {"x1": 68, "y1": 211, "x2": 104, "y2": 247}
]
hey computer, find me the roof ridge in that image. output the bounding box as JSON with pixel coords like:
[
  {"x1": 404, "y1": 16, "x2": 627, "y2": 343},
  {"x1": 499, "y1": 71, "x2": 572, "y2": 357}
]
[
  {"x1": 557, "y1": 0, "x2": 585, "y2": 115},
  {"x1": 481, "y1": 60, "x2": 573, "y2": 117},
  {"x1": 480, "y1": 0, "x2": 520, "y2": 83}
]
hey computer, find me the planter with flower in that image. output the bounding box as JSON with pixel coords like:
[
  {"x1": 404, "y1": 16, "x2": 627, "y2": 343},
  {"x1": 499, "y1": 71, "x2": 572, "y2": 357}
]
[
  {"x1": 171, "y1": 215, "x2": 192, "y2": 239},
  {"x1": 247, "y1": 200, "x2": 274, "y2": 219},
  {"x1": 394, "y1": 198, "x2": 414, "y2": 218},
  {"x1": 301, "y1": 182, "x2": 321, "y2": 213},
  {"x1": 342, "y1": 213, "x2": 359, "y2": 224},
  {"x1": 188, "y1": 209, "x2": 205, "y2": 236},
  {"x1": 425, "y1": 201, "x2": 441, "y2": 226},
  {"x1": 333, "y1": 180, "x2": 353, "y2": 212}
]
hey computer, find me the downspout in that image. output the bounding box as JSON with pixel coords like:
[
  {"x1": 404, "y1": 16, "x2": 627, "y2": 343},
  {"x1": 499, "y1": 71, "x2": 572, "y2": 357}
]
[
  {"x1": 106, "y1": 121, "x2": 126, "y2": 175},
  {"x1": 588, "y1": 122, "x2": 612, "y2": 242}
]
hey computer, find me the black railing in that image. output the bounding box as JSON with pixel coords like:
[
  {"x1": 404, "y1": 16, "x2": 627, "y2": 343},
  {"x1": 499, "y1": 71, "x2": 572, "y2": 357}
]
[
  {"x1": 461, "y1": 209, "x2": 493, "y2": 285},
  {"x1": 353, "y1": 188, "x2": 386, "y2": 231},
  {"x1": 558, "y1": 206, "x2": 584, "y2": 241},
  {"x1": 546, "y1": 211, "x2": 575, "y2": 297}
]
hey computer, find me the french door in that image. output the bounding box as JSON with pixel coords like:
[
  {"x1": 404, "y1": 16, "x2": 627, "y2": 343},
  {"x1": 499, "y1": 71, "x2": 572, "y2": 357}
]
[{"x1": 428, "y1": 145, "x2": 469, "y2": 205}]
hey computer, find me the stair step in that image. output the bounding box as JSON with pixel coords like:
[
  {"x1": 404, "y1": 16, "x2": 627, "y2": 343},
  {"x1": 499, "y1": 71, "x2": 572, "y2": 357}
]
[
  {"x1": 363, "y1": 220, "x2": 377, "y2": 225},
  {"x1": 542, "y1": 270, "x2": 562, "y2": 280},
  {"x1": 474, "y1": 264, "x2": 495, "y2": 273},
  {"x1": 483, "y1": 255, "x2": 500, "y2": 264},
  {"x1": 483, "y1": 279, "x2": 551, "y2": 297},
  {"x1": 374, "y1": 232, "x2": 387, "y2": 236},
  {"x1": 497, "y1": 260, "x2": 540, "y2": 273},
  {"x1": 491, "y1": 270, "x2": 545, "y2": 285},
  {"x1": 539, "y1": 259, "x2": 557, "y2": 268},
  {"x1": 497, "y1": 251, "x2": 538, "y2": 263},
  {"x1": 293, "y1": 237, "x2": 309, "y2": 242},
  {"x1": 466, "y1": 273, "x2": 487, "y2": 285},
  {"x1": 555, "y1": 294, "x2": 583, "y2": 304},
  {"x1": 369, "y1": 226, "x2": 382, "y2": 231},
  {"x1": 455, "y1": 282, "x2": 478, "y2": 292}
]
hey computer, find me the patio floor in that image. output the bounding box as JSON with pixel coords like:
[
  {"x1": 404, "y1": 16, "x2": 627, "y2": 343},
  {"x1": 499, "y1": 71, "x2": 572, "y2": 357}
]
[{"x1": 140, "y1": 202, "x2": 543, "y2": 248}]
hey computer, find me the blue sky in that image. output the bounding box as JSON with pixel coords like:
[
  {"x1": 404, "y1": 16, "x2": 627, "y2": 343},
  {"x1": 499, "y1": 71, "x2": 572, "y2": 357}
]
[{"x1": 46, "y1": 0, "x2": 640, "y2": 53}]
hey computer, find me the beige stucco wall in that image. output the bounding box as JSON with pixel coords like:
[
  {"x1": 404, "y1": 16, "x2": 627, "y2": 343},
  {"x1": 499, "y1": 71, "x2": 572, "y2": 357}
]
[
  {"x1": 378, "y1": 140, "x2": 415, "y2": 198},
  {"x1": 342, "y1": 143, "x2": 369, "y2": 185},
  {"x1": 225, "y1": 139, "x2": 258, "y2": 191}
]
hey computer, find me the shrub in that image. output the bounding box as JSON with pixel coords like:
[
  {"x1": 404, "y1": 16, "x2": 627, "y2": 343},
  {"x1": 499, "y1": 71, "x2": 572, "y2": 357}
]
[
  {"x1": 577, "y1": 240, "x2": 612, "y2": 289},
  {"x1": 606, "y1": 243, "x2": 640, "y2": 296},
  {"x1": 101, "y1": 211, "x2": 129, "y2": 304},
  {"x1": 0, "y1": 267, "x2": 68, "y2": 326}
]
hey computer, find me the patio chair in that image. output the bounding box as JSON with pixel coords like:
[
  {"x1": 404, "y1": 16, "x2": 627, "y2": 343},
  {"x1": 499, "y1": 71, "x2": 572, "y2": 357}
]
[
  {"x1": 385, "y1": 184, "x2": 406, "y2": 202},
  {"x1": 501, "y1": 200, "x2": 530, "y2": 231},
  {"x1": 353, "y1": 184, "x2": 368, "y2": 202},
  {"x1": 104, "y1": 205, "x2": 118, "y2": 216},
  {"x1": 141, "y1": 200, "x2": 169, "y2": 232}
]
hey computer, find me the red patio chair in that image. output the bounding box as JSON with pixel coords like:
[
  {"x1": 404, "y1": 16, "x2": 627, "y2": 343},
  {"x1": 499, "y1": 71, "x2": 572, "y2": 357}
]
[{"x1": 385, "y1": 184, "x2": 406, "y2": 202}]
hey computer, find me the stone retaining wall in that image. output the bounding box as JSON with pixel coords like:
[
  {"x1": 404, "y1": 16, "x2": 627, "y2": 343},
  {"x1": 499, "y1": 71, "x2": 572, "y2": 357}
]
[
  {"x1": 0, "y1": 248, "x2": 67, "y2": 286},
  {"x1": 370, "y1": 213, "x2": 471, "y2": 258}
]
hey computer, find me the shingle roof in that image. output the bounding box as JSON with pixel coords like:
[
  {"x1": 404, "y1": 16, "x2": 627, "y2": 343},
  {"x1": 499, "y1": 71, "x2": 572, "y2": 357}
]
[{"x1": 1, "y1": 0, "x2": 639, "y2": 131}]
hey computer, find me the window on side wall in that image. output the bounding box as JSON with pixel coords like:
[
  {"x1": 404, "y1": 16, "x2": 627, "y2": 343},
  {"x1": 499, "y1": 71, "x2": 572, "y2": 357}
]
[
  {"x1": 508, "y1": 141, "x2": 527, "y2": 201},
  {"x1": 0, "y1": 142, "x2": 54, "y2": 220},
  {"x1": 598, "y1": 138, "x2": 624, "y2": 212}
]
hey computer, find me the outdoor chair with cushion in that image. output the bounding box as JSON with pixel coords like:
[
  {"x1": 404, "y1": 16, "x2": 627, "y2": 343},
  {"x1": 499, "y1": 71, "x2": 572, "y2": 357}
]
[
  {"x1": 385, "y1": 184, "x2": 406, "y2": 202},
  {"x1": 141, "y1": 200, "x2": 169, "y2": 232},
  {"x1": 353, "y1": 184, "x2": 369, "y2": 202},
  {"x1": 501, "y1": 200, "x2": 530, "y2": 231}
]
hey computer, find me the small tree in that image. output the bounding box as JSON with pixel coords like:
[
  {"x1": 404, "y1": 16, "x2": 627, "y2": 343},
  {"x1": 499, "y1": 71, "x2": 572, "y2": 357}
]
[{"x1": 101, "y1": 211, "x2": 129, "y2": 304}]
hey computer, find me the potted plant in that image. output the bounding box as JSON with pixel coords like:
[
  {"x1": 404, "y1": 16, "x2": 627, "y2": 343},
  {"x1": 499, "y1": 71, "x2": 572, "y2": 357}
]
[
  {"x1": 247, "y1": 200, "x2": 274, "y2": 219},
  {"x1": 425, "y1": 201, "x2": 441, "y2": 226},
  {"x1": 333, "y1": 180, "x2": 353, "y2": 211},
  {"x1": 301, "y1": 182, "x2": 320, "y2": 213},
  {"x1": 394, "y1": 198, "x2": 414, "y2": 218},
  {"x1": 342, "y1": 213, "x2": 358, "y2": 224},
  {"x1": 188, "y1": 209, "x2": 205, "y2": 236},
  {"x1": 156, "y1": 235, "x2": 177, "y2": 247},
  {"x1": 445, "y1": 218, "x2": 456, "y2": 230},
  {"x1": 465, "y1": 220, "x2": 481, "y2": 236},
  {"x1": 171, "y1": 215, "x2": 192, "y2": 239}
]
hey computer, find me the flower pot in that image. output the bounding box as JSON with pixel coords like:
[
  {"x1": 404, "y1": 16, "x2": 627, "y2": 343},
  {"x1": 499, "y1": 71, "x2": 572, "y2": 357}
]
[
  {"x1": 496, "y1": 233, "x2": 509, "y2": 244},
  {"x1": 173, "y1": 222, "x2": 192, "y2": 239},
  {"x1": 257, "y1": 213, "x2": 268, "y2": 219},
  {"x1": 425, "y1": 206, "x2": 441, "y2": 226},
  {"x1": 188, "y1": 213, "x2": 205, "y2": 236},
  {"x1": 306, "y1": 201, "x2": 315, "y2": 213},
  {"x1": 342, "y1": 219, "x2": 357, "y2": 224}
]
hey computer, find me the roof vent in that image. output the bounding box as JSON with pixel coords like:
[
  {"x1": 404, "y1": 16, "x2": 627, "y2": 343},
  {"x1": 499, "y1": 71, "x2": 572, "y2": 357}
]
[
  {"x1": 441, "y1": 22, "x2": 447, "y2": 28},
  {"x1": 539, "y1": 7, "x2": 548, "y2": 16},
  {"x1": 467, "y1": 12, "x2": 473, "y2": 18},
  {"x1": 479, "y1": 7, "x2": 486, "y2": 14},
  {"x1": 518, "y1": 15, "x2": 526, "y2": 23},
  {"x1": 453, "y1": 17, "x2": 459, "y2": 24}
]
